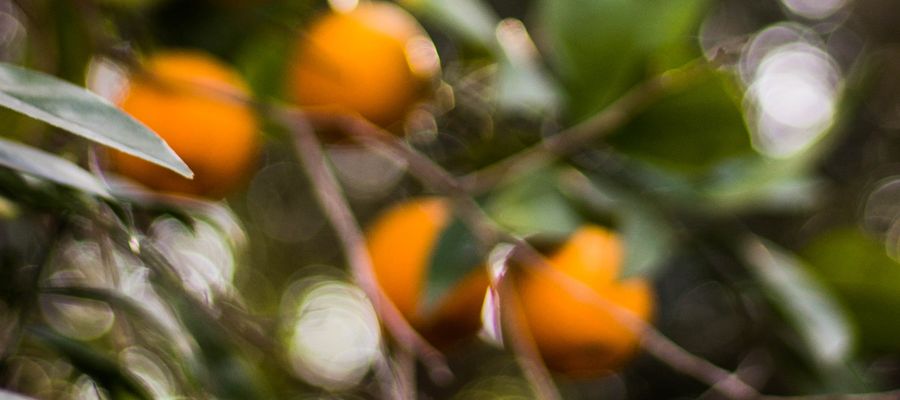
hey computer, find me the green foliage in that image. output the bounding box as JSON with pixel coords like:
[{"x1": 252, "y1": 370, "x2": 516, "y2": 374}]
[
  {"x1": 424, "y1": 216, "x2": 485, "y2": 311},
  {"x1": 803, "y1": 227, "x2": 900, "y2": 353},
  {"x1": 611, "y1": 70, "x2": 752, "y2": 175},
  {"x1": 0, "y1": 62, "x2": 191, "y2": 178},
  {"x1": 0, "y1": 0, "x2": 895, "y2": 398},
  {"x1": 741, "y1": 237, "x2": 854, "y2": 369},
  {"x1": 0, "y1": 137, "x2": 109, "y2": 198},
  {"x1": 30, "y1": 327, "x2": 153, "y2": 400},
  {"x1": 539, "y1": 0, "x2": 709, "y2": 120},
  {"x1": 485, "y1": 168, "x2": 582, "y2": 237}
]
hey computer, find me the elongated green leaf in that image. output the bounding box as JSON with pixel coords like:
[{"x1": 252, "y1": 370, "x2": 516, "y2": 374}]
[
  {"x1": 611, "y1": 70, "x2": 752, "y2": 176},
  {"x1": 496, "y1": 48, "x2": 560, "y2": 115},
  {"x1": 485, "y1": 167, "x2": 582, "y2": 237},
  {"x1": 0, "y1": 137, "x2": 109, "y2": 198},
  {"x1": 0, "y1": 63, "x2": 192, "y2": 178},
  {"x1": 803, "y1": 227, "x2": 900, "y2": 352},
  {"x1": 400, "y1": 0, "x2": 498, "y2": 49},
  {"x1": 539, "y1": 0, "x2": 709, "y2": 119},
  {"x1": 0, "y1": 389, "x2": 38, "y2": 400},
  {"x1": 29, "y1": 327, "x2": 153, "y2": 400},
  {"x1": 424, "y1": 217, "x2": 485, "y2": 311},
  {"x1": 401, "y1": 0, "x2": 559, "y2": 114},
  {"x1": 742, "y1": 237, "x2": 854, "y2": 367}
]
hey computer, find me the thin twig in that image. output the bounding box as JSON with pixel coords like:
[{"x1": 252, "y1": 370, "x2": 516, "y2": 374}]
[
  {"x1": 461, "y1": 58, "x2": 711, "y2": 193},
  {"x1": 763, "y1": 390, "x2": 900, "y2": 400},
  {"x1": 330, "y1": 112, "x2": 763, "y2": 400},
  {"x1": 280, "y1": 110, "x2": 453, "y2": 386},
  {"x1": 326, "y1": 115, "x2": 500, "y2": 246},
  {"x1": 492, "y1": 260, "x2": 563, "y2": 400},
  {"x1": 393, "y1": 347, "x2": 417, "y2": 399},
  {"x1": 105, "y1": 55, "x2": 895, "y2": 400}
]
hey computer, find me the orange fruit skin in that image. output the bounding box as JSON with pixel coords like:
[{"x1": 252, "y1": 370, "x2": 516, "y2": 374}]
[
  {"x1": 111, "y1": 51, "x2": 259, "y2": 198},
  {"x1": 287, "y1": 2, "x2": 439, "y2": 129},
  {"x1": 514, "y1": 226, "x2": 655, "y2": 377},
  {"x1": 365, "y1": 197, "x2": 488, "y2": 348}
]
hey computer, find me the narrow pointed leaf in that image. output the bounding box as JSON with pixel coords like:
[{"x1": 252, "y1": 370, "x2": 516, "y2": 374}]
[
  {"x1": 29, "y1": 327, "x2": 153, "y2": 400},
  {"x1": 0, "y1": 63, "x2": 192, "y2": 178},
  {"x1": 0, "y1": 389, "x2": 39, "y2": 400},
  {"x1": 0, "y1": 137, "x2": 110, "y2": 198},
  {"x1": 742, "y1": 236, "x2": 854, "y2": 367},
  {"x1": 424, "y1": 217, "x2": 485, "y2": 311}
]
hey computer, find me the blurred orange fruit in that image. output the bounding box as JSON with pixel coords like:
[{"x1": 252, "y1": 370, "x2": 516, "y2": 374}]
[
  {"x1": 365, "y1": 197, "x2": 488, "y2": 348},
  {"x1": 287, "y1": 1, "x2": 440, "y2": 129},
  {"x1": 110, "y1": 50, "x2": 259, "y2": 198},
  {"x1": 514, "y1": 226, "x2": 655, "y2": 377}
]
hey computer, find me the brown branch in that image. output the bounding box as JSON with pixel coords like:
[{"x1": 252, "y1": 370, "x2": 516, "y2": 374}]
[
  {"x1": 461, "y1": 58, "x2": 711, "y2": 193},
  {"x1": 763, "y1": 390, "x2": 900, "y2": 400},
  {"x1": 492, "y1": 255, "x2": 563, "y2": 400},
  {"x1": 279, "y1": 110, "x2": 453, "y2": 387},
  {"x1": 107, "y1": 56, "x2": 896, "y2": 400},
  {"x1": 329, "y1": 112, "x2": 763, "y2": 400}
]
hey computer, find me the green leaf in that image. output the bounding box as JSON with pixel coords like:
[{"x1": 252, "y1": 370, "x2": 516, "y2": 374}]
[
  {"x1": 41, "y1": 286, "x2": 176, "y2": 348},
  {"x1": 0, "y1": 137, "x2": 109, "y2": 198},
  {"x1": 169, "y1": 295, "x2": 267, "y2": 400},
  {"x1": 741, "y1": 237, "x2": 854, "y2": 367},
  {"x1": 424, "y1": 217, "x2": 485, "y2": 311},
  {"x1": 0, "y1": 63, "x2": 192, "y2": 178},
  {"x1": 496, "y1": 47, "x2": 560, "y2": 115},
  {"x1": 610, "y1": 70, "x2": 752, "y2": 176},
  {"x1": 0, "y1": 389, "x2": 39, "y2": 400},
  {"x1": 539, "y1": 0, "x2": 710, "y2": 119},
  {"x1": 802, "y1": 227, "x2": 900, "y2": 352},
  {"x1": 236, "y1": 29, "x2": 294, "y2": 101},
  {"x1": 560, "y1": 169, "x2": 675, "y2": 278},
  {"x1": 701, "y1": 156, "x2": 824, "y2": 212},
  {"x1": 484, "y1": 167, "x2": 582, "y2": 237},
  {"x1": 402, "y1": 0, "x2": 560, "y2": 114},
  {"x1": 400, "y1": 0, "x2": 498, "y2": 49},
  {"x1": 29, "y1": 327, "x2": 153, "y2": 400}
]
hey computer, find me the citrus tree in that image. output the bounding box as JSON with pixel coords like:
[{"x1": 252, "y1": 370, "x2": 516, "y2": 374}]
[{"x1": 1, "y1": 0, "x2": 899, "y2": 399}]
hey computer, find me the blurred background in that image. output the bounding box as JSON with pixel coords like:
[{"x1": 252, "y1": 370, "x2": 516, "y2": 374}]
[{"x1": 3, "y1": 0, "x2": 900, "y2": 399}]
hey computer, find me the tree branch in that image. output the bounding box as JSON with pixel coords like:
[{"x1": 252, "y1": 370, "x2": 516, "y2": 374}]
[
  {"x1": 329, "y1": 112, "x2": 762, "y2": 400},
  {"x1": 279, "y1": 110, "x2": 453, "y2": 387},
  {"x1": 461, "y1": 58, "x2": 711, "y2": 193}
]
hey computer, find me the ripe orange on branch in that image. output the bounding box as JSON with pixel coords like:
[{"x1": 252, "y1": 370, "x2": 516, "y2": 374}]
[
  {"x1": 287, "y1": 1, "x2": 440, "y2": 130},
  {"x1": 513, "y1": 226, "x2": 655, "y2": 377},
  {"x1": 110, "y1": 50, "x2": 259, "y2": 198},
  {"x1": 365, "y1": 197, "x2": 488, "y2": 348},
  {"x1": 364, "y1": 196, "x2": 655, "y2": 377}
]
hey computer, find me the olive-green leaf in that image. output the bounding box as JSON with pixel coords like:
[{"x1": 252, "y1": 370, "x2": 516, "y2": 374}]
[
  {"x1": 0, "y1": 389, "x2": 39, "y2": 400},
  {"x1": 0, "y1": 137, "x2": 110, "y2": 198},
  {"x1": 424, "y1": 216, "x2": 485, "y2": 312},
  {"x1": 742, "y1": 236, "x2": 854, "y2": 367},
  {"x1": 803, "y1": 227, "x2": 900, "y2": 352},
  {"x1": 400, "y1": 0, "x2": 498, "y2": 49},
  {"x1": 539, "y1": 0, "x2": 709, "y2": 120},
  {"x1": 29, "y1": 327, "x2": 153, "y2": 400},
  {"x1": 485, "y1": 167, "x2": 582, "y2": 237},
  {"x1": 0, "y1": 63, "x2": 192, "y2": 178}
]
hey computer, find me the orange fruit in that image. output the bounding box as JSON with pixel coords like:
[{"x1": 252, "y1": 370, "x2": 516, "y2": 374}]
[
  {"x1": 514, "y1": 226, "x2": 655, "y2": 377},
  {"x1": 365, "y1": 197, "x2": 488, "y2": 348},
  {"x1": 287, "y1": 1, "x2": 440, "y2": 129},
  {"x1": 110, "y1": 50, "x2": 259, "y2": 198}
]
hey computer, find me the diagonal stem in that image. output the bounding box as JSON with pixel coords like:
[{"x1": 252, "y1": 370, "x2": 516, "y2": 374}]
[
  {"x1": 280, "y1": 110, "x2": 453, "y2": 387},
  {"x1": 327, "y1": 111, "x2": 763, "y2": 400},
  {"x1": 461, "y1": 58, "x2": 711, "y2": 193}
]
